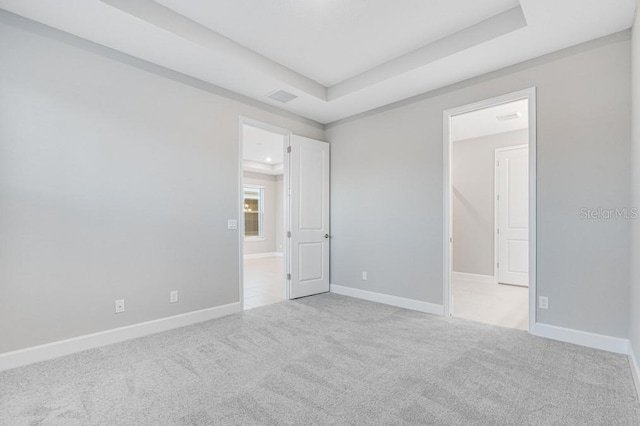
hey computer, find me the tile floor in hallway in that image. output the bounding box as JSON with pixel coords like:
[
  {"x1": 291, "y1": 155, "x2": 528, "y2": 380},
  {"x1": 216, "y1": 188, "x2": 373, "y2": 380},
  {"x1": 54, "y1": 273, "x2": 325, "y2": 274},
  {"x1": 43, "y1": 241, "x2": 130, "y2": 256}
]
[
  {"x1": 243, "y1": 256, "x2": 285, "y2": 309},
  {"x1": 452, "y1": 275, "x2": 529, "y2": 330}
]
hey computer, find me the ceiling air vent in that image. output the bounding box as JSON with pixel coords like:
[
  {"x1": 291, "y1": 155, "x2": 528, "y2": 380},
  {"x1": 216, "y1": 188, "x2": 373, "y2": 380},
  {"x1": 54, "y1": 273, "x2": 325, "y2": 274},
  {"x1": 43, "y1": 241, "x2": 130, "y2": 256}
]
[
  {"x1": 496, "y1": 112, "x2": 522, "y2": 121},
  {"x1": 267, "y1": 89, "x2": 298, "y2": 103}
]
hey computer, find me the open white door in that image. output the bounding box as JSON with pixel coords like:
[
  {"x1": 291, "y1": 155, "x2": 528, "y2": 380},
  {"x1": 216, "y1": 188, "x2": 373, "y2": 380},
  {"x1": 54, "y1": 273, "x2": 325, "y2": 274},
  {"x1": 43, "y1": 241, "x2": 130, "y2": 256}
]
[
  {"x1": 497, "y1": 145, "x2": 529, "y2": 287},
  {"x1": 288, "y1": 135, "x2": 330, "y2": 299}
]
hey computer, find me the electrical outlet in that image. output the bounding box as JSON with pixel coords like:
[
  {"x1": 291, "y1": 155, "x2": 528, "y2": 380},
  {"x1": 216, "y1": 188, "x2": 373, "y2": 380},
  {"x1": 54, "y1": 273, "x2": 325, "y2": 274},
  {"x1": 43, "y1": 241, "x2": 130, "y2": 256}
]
[
  {"x1": 115, "y1": 299, "x2": 125, "y2": 313},
  {"x1": 362, "y1": 271, "x2": 368, "y2": 280},
  {"x1": 539, "y1": 296, "x2": 549, "y2": 310},
  {"x1": 170, "y1": 290, "x2": 178, "y2": 303},
  {"x1": 227, "y1": 219, "x2": 238, "y2": 230}
]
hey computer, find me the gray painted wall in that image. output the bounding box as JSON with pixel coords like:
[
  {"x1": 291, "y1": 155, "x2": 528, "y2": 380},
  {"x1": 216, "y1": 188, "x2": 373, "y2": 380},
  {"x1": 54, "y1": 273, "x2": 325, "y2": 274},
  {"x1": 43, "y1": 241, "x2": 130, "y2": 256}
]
[
  {"x1": 242, "y1": 172, "x2": 284, "y2": 255},
  {"x1": 327, "y1": 32, "x2": 631, "y2": 338},
  {"x1": 0, "y1": 18, "x2": 323, "y2": 354},
  {"x1": 452, "y1": 130, "x2": 528, "y2": 276},
  {"x1": 630, "y1": 3, "x2": 640, "y2": 360}
]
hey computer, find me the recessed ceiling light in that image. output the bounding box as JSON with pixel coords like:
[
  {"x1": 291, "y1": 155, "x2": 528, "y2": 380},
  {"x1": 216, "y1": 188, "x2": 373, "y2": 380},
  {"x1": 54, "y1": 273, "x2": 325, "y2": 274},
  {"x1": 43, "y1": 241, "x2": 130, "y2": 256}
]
[
  {"x1": 265, "y1": 157, "x2": 272, "y2": 162},
  {"x1": 496, "y1": 112, "x2": 522, "y2": 121}
]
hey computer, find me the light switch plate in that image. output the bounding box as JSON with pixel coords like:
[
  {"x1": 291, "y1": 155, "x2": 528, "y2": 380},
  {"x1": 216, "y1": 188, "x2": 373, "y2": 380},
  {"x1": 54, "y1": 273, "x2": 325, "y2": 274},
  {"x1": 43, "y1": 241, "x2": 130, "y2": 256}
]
[{"x1": 228, "y1": 219, "x2": 238, "y2": 230}]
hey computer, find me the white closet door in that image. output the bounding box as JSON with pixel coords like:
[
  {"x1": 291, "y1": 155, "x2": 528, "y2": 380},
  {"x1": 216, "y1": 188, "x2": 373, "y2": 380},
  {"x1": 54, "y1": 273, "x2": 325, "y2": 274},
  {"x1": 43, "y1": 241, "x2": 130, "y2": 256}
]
[
  {"x1": 288, "y1": 135, "x2": 330, "y2": 299},
  {"x1": 497, "y1": 146, "x2": 529, "y2": 287}
]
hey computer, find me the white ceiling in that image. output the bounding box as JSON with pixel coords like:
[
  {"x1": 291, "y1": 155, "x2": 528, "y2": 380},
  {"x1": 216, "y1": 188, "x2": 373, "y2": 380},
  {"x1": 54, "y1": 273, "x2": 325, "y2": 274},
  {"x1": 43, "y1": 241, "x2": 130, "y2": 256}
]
[
  {"x1": 452, "y1": 99, "x2": 529, "y2": 142},
  {"x1": 243, "y1": 125, "x2": 285, "y2": 175},
  {"x1": 0, "y1": 0, "x2": 635, "y2": 124},
  {"x1": 154, "y1": 0, "x2": 519, "y2": 87}
]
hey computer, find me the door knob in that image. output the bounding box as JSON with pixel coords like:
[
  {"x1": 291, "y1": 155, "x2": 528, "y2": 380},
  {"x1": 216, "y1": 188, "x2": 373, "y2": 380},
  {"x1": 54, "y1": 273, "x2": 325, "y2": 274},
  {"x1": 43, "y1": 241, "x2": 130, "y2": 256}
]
[{"x1": 324, "y1": 234, "x2": 330, "y2": 239}]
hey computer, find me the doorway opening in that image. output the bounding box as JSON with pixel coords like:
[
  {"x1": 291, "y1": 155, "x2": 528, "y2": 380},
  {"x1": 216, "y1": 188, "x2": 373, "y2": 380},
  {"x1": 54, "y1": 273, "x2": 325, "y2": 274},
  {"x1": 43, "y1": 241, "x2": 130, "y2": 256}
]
[
  {"x1": 240, "y1": 119, "x2": 289, "y2": 310},
  {"x1": 443, "y1": 89, "x2": 537, "y2": 331},
  {"x1": 238, "y1": 118, "x2": 331, "y2": 309}
]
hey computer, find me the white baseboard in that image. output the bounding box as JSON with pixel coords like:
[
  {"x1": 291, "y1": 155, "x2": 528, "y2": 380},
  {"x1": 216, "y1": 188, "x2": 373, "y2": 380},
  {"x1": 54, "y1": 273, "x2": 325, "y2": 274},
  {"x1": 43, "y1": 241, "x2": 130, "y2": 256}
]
[
  {"x1": 630, "y1": 345, "x2": 640, "y2": 399},
  {"x1": 330, "y1": 284, "x2": 444, "y2": 316},
  {"x1": 244, "y1": 252, "x2": 283, "y2": 259},
  {"x1": 532, "y1": 323, "x2": 629, "y2": 354},
  {"x1": 452, "y1": 272, "x2": 496, "y2": 285},
  {"x1": 0, "y1": 302, "x2": 242, "y2": 372}
]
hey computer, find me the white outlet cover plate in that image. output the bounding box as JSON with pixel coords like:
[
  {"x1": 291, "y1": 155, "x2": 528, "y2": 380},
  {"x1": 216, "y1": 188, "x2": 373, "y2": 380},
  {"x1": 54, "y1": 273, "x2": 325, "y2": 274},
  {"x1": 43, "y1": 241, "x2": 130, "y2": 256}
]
[{"x1": 539, "y1": 297, "x2": 549, "y2": 309}]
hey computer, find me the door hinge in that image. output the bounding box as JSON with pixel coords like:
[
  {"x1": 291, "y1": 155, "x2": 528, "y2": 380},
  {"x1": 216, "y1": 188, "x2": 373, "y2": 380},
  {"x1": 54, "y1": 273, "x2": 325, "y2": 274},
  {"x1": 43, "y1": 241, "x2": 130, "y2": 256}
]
[
  {"x1": 287, "y1": 231, "x2": 291, "y2": 238},
  {"x1": 287, "y1": 273, "x2": 291, "y2": 280},
  {"x1": 497, "y1": 228, "x2": 500, "y2": 235},
  {"x1": 497, "y1": 262, "x2": 500, "y2": 269},
  {"x1": 287, "y1": 146, "x2": 291, "y2": 153},
  {"x1": 497, "y1": 194, "x2": 500, "y2": 201},
  {"x1": 497, "y1": 160, "x2": 500, "y2": 167}
]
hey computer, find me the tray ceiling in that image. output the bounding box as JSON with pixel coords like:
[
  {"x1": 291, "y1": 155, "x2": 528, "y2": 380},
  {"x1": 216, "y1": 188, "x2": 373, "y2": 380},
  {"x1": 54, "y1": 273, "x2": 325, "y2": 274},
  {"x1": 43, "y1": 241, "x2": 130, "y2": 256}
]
[{"x1": 0, "y1": 0, "x2": 635, "y2": 124}]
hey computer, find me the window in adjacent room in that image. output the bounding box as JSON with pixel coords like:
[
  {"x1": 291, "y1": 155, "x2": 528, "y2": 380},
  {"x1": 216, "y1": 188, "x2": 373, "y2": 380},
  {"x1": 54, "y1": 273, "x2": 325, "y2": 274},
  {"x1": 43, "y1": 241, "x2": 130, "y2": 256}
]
[{"x1": 244, "y1": 185, "x2": 264, "y2": 239}]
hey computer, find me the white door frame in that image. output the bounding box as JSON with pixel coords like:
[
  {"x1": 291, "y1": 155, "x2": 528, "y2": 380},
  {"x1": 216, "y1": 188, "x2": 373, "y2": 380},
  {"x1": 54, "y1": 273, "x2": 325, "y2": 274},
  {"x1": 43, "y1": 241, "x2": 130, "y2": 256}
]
[
  {"x1": 494, "y1": 144, "x2": 529, "y2": 286},
  {"x1": 442, "y1": 88, "x2": 537, "y2": 332},
  {"x1": 238, "y1": 117, "x2": 292, "y2": 308}
]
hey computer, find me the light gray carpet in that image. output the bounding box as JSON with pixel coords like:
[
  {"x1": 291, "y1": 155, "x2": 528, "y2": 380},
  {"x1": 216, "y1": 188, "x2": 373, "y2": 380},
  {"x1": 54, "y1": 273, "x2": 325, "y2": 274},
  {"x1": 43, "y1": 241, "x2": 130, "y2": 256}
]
[{"x1": 1, "y1": 293, "x2": 638, "y2": 425}]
